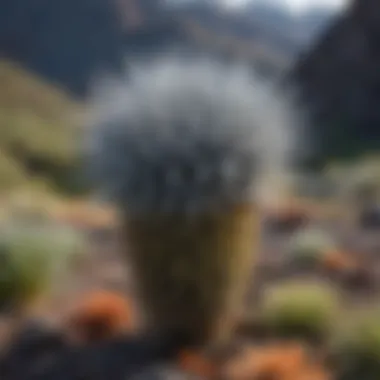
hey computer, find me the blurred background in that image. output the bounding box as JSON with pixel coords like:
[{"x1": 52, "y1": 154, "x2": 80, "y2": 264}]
[
  {"x1": 2, "y1": 0, "x2": 380, "y2": 378},
  {"x1": 2, "y1": 0, "x2": 380, "y2": 235},
  {"x1": 1, "y1": 0, "x2": 379, "y2": 196}
]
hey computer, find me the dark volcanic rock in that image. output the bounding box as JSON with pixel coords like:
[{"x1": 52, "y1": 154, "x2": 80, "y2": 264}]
[
  {"x1": 358, "y1": 204, "x2": 380, "y2": 229},
  {"x1": 1, "y1": 326, "x2": 183, "y2": 380},
  {"x1": 291, "y1": 0, "x2": 380, "y2": 161},
  {"x1": 0, "y1": 321, "x2": 67, "y2": 379},
  {"x1": 0, "y1": 0, "x2": 293, "y2": 98}
]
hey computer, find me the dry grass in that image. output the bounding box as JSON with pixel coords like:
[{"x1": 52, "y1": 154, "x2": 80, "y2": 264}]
[{"x1": 0, "y1": 59, "x2": 81, "y2": 194}]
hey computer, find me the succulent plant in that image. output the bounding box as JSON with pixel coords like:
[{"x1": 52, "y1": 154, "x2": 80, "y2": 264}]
[{"x1": 260, "y1": 281, "x2": 339, "y2": 343}]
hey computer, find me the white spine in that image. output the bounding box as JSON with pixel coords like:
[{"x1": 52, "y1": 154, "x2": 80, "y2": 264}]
[{"x1": 85, "y1": 58, "x2": 297, "y2": 215}]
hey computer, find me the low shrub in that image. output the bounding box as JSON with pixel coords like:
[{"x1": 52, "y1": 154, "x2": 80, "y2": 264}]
[
  {"x1": 260, "y1": 281, "x2": 339, "y2": 343},
  {"x1": 331, "y1": 310, "x2": 380, "y2": 380},
  {"x1": 287, "y1": 228, "x2": 336, "y2": 270},
  {"x1": 0, "y1": 223, "x2": 85, "y2": 313}
]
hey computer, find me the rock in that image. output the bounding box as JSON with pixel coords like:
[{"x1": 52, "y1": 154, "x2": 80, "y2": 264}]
[
  {"x1": 358, "y1": 204, "x2": 380, "y2": 229},
  {"x1": 1, "y1": 332, "x2": 182, "y2": 380},
  {"x1": 291, "y1": 0, "x2": 380, "y2": 160},
  {"x1": 0, "y1": 320, "x2": 66, "y2": 379}
]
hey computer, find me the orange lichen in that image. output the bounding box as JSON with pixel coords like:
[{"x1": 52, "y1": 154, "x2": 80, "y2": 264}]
[
  {"x1": 177, "y1": 350, "x2": 218, "y2": 379},
  {"x1": 294, "y1": 366, "x2": 332, "y2": 380},
  {"x1": 221, "y1": 342, "x2": 330, "y2": 380},
  {"x1": 321, "y1": 250, "x2": 357, "y2": 272},
  {"x1": 223, "y1": 343, "x2": 304, "y2": 380},
  {"x1": 66, "y1": 290, "x2": 135, "y2": 343}
]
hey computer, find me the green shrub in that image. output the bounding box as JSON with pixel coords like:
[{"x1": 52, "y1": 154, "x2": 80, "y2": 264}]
[
  {"x1": 287, "y1": 228, "x2": 335, "y2": 269},
  {"x1": 260, "y1": 281, "x2": 339, "y2": 343},
  {"x1": 0, "y1": 223, "x2": 85, "y2": 312},
  {"x1": 0, "y1": 59, "x2": 82, "y2": 196},
  {"x1": 47, "y1": 224, "x2": 87, "y2": 268},
  {"x1": 0, "y1": 151, "x2": 29, "y2": 191},
  {"x1": 331, "y1": 310, "x2": 380, "y2": 380}
]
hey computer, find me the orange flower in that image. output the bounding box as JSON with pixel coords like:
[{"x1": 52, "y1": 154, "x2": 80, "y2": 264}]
[
  {"x1": 66, "y1": 290, "x2": 135, "y2": 343},
  {"x1": 221, "y1": 342, "x2": 328, "y2": 380},
  {"x1": 177, "y1": 350, "x2": 218, "y2": 379},
  {"x1": 292, "y1": 365, "x2": 332, "y2": 380},
  {"x1": 254, "y1": 343, "x2": 306, "y2": 375},
  {"x1": 322, "y1": 250, "x2": 357, "y2": 272}
]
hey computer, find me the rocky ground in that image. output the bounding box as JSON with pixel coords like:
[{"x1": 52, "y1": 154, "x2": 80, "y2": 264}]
[{"x1": 1, "y1": 202, "x2": 380, "y2": 379}]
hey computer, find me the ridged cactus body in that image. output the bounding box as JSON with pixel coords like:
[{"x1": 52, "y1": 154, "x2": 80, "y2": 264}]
[{"x1": 124, "y1": 204, "x2": 259, "y2": 345}]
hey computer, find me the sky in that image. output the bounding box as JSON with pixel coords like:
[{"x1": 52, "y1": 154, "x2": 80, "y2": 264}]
[{"x1": 224, "y1": 0, "x2": 348, "y2": 13}]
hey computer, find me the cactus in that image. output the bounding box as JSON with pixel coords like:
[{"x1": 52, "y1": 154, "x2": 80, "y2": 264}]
[
  {"x1": 260, "y1": 281, "x2": 339, "y2": 343},
  {"x1": 85, "y1": 58, "x2": 295, "y2": 348}
]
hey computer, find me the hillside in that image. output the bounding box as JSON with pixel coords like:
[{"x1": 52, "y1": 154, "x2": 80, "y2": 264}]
[
  {"x1": 243, "y1": 1, "x2": 336, "y2": 52},
  {"x1": 0, "y1": 0, "x2": 350, "y2": 166},
  {"x1": 0, "y1": 0, "x2": 335, "y2": 97},
  {"x1": 290, "y1": 0, "x2": 380, "y2": 163},
  {"x1": 0, "y1": 60, "x2": 81, "y2": 194}
]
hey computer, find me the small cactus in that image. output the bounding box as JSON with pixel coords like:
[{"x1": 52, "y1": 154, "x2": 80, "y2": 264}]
[{"x1": 260, "y1": 281, "x2": 339, "y2": 343}]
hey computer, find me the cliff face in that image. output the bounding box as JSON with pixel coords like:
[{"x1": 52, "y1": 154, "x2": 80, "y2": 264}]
[{"x1": 291, "y1": 0, "x2": 380, "y2": 162}]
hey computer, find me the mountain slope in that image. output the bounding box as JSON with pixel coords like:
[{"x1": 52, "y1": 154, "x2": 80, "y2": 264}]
[
  {"x1": 0, "y1": 60, "x2": 80, "y2": 193},
  {"x1": 0, "y1": 0, "x2": 335, "y2": 97},
  {"x1": 243, "y1": 1, "x2": 336, "y2": 51},
  {"x1": 290, "y1": 0, "x2": 380, "y2": 163}
]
